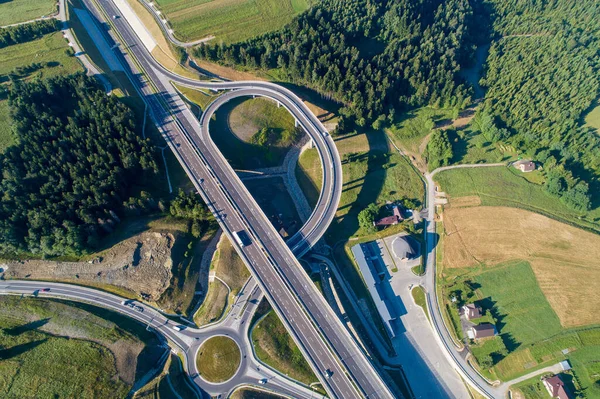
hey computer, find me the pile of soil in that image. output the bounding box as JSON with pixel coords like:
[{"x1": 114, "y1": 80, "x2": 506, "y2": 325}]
[{"x1": 2, "y1": 231, "x2": 177, "y2": 300}]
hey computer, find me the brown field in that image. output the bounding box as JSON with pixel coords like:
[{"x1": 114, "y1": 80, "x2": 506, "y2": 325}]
[{"x1": 442, "y1": 206, "x2": 600, "y2": 327}]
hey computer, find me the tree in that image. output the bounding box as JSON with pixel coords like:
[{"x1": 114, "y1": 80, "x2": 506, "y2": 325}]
[
  {"x1": 424, "y1": 130, "x2": 454, "y2": 170},
  {"x1": 358, "y1": 203, "x2": 379, "y2": 233}
]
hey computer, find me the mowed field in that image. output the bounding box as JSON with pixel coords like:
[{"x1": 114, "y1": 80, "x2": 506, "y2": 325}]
[
  {"x1": 435, "y1": 166, "x2": 600, "y2": 233},
  {"x1": 0, "y1": 0, "x2": 56, "y2": 26},
  {"x1": 442, "y1": 206, "x2": 600, "y2": 327},
  {"x1": 154, "y1": 0, "x2": 310, "y2": 42}
]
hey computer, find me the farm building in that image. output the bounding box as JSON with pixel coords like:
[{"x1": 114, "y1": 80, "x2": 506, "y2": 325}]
[
  {"x1": 467, "y1": 323, "x2": 497, "y2": 340},
  {"x1": 513, "y1": 159, "x2": 536, "y2": 172},
  {"x1": 391, "y1": 235, "x2": 418, "y2": 261},
  {"x1": 462, "y1": 303, "x2": 482, "y2": 320},
  {"x1": 542, "y1": 374, "x2": 572, "y2": 399}
]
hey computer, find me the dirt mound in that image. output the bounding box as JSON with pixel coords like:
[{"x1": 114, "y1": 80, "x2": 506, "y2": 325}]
[{"x1": 2, "y1": 231, "x2": 176, "y2": 300}]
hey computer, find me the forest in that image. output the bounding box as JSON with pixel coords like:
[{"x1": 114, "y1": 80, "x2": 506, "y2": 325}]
[
  {"x1": 479, "y1": 0, "x2": 600, "y2": 210},
  {"x1": 194, "y1": 0, "x2": 478, "y2": 129},
  {"x1": 0, "y1": 19, "x2": 60, "y2": 49},
  {"x1": 0, "y1": 75, "x2": 158, "y2": 256}
]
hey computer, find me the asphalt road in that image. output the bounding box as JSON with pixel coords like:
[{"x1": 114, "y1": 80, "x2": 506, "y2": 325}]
[
  {"x1": 0, "y1": 279, "x2": 325, "y2": 399},
  {"x1": 78, "y1": 0, "x2": 396, "y2": 397}
]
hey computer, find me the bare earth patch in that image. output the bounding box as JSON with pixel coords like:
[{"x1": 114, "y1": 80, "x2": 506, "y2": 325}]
[
  {"x1": 442, "y1": 206, "x2": 600, "y2": 327},
  {"x1": 2, "y1": 231, "x2": 176, "y2": 300}
]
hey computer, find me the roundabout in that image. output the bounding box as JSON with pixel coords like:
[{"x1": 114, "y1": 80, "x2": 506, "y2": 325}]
[{"x1": 196, "y1": 335, "x2": 242, "y2": 383}]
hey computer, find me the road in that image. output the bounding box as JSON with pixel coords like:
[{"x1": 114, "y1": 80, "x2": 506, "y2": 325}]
[
  {"x1": 78, "y1": 0, "x2": 396, "y2": 397},
  {"x1": 0, "y1": 279, "x2": 324, "y2": 399},
  {"x1": 423, "y1": 163, "x2": 508, "y2": 399}
]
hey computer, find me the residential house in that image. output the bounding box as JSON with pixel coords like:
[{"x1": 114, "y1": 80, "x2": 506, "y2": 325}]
[
  {"x1": 467, "y1": 323, "x2": 497, "y2": 340},
  {"x1": 462, "y1": 303, "x2": 482, "y2": 320},
  {"x1": 543, "y1": 374, "x2": 572, "y2": 399},
  {"x1": 514, "y1": 160, "x2": 536, "y2": 173},
  {"x1": 374, "y1": 205, "x2": 404, "y2": 227}
]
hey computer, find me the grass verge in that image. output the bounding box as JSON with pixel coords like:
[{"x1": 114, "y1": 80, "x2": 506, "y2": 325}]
[
  {"x1": 252, "y1": 307, "x2": 318, "y2": 385},
  {"x1": 196, "y1": 336, "x2": 240, "y2": 383}
]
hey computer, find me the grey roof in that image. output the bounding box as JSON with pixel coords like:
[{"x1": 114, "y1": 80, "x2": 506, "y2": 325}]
[{"x1": 391, "y1": 235, "x2": 418, "y2": 260}]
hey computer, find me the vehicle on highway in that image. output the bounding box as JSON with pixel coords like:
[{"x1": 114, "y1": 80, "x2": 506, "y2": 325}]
[
  {"x1": 233, "y1": 230, "x2": 251, "y2": 247},
  {"x1": 172, "y1": 325, "x2": 183, "y2": 331},
  {"x1": 324, "y1": 369, "x2": 333, "y2": 379},
  {"x1": 258, "y1": 378, "x2": 268, "y2": 384},
  {"x1": 134, "y1": 305, "x2": 144, "y2": 312},
  {"x1": 41, "y1": 288, "x2": 50, "y2": 292}
]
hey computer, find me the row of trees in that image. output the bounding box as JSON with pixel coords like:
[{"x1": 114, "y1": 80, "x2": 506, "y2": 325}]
[
  {"x1": 478, "y1": 0, "x2": 600, "y2": 210},
  {"x1": 0, "y1": 19, "x2": 60, "y2": 49},
  {"x1": 0, "y1": 75, "x2": 159, "y2": 256},
  {"x1": 194, "y1": 0, "x2": 478, "y2": 130}
]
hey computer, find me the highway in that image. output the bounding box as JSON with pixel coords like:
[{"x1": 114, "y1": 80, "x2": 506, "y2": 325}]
[
  {"x1": 0, "y1": 279, "x2": 325, "y2": 399},
  {"x1": 79, "y1": 0, "x2": 396, "y2": 397}
]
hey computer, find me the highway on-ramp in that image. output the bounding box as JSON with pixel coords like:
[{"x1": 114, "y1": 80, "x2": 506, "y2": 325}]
[{"x1": 79, "y1": 0, "x2": 397, "y2": 397}]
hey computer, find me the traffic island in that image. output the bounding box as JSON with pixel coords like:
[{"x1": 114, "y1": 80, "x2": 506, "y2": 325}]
[{"x1": 196, "y1": 336, "x2": 241, "y2": 383}]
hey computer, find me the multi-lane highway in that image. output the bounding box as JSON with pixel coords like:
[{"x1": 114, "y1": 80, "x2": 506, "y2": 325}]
[
  {"x1": 0, "y1": 279, "x2": 326, "y2": 399},
  {"x1": 78, "y1": 0, "x2": 397, "y2": 397}
]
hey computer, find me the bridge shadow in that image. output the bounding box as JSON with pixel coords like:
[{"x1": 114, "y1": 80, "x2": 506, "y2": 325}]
[
  {"x1": 4, "y1": 318, "x2": 50, "y2": 336},
  {"x1": 0, "y1": 339, "x2": 48, "y2": 360}
]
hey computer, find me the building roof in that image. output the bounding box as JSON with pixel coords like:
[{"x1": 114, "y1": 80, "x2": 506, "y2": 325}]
[
  {"x1": 514, "y1": 159, "x2": 536, "y2": 172},
  {"x1": 543, "y1": 375, "x2": 571, "y2": 399},
  {"x1": 472, "y1": 323, "x2": 496, "y2": 338},
  {"x1": 351, "y1": 244, "x2": 396, "y2": 338},
  {"x1": 391, "y1": 235, "x2": 418, "y2": 260},
  {"x1": 463, "y1": 303, "x2": 482, "y2": 319},
  {"x1": 374, "y1": 215, "x2": 399, "y2": 227}
]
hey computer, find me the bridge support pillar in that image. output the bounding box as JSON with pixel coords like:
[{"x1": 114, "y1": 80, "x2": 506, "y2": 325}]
[
  {"x1": 295, "y1": 119, "x2": 299, "y2": 127},
  {"x1": 277, "y1": 101, "x2": 281, "y2": 108}
]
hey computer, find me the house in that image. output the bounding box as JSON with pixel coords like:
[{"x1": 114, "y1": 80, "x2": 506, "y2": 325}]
[
  {"x1": 462, "y1": 303, "x2": 482, "y2": 320},
  {"x1": 543, "y1": 375, "x2": 572, "y2": 399},
  {"x1": 514, "y1": 159, "x2": 536, "y2": 173},
  {"x1": 467, "y1": 323, "x2": 497, "y2": 340},
  {"x1": 374, "y1": 205, "x2": 404, "y2": 227}
]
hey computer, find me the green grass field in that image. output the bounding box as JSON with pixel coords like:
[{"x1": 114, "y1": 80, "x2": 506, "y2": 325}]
[
  {"x1": 0, "y1": 0, "x2": 56, "y2": 26},
  {"x1": 196, "y1": 336, "x2": 241, "y2": 382},
  {"x1": 474, "y1": 261, "x2": 562, "y2": 348},
  {"x1": 435, "y1": 166, "x2": 600, "y2": 233},
  {"x1": 411, "y1": 286, "x2": 430, "y2": 321},
  {"x1": 194, "y1": 237, "x2": 250, "y2": 326},
  {"x1": 388, "y1": 107, "x2": 454, "y2": 153},
  {"x1": 211, "y1": 97, "x2": 300, "y2": 169},
  {"x1": 154, "y1": 0, "x2": 310, "y2": 43},
  {"x1": 252, "y1": 309, "x2": 318, "y2": 385},
  {"x1": 0, "y1": 297, "x2": 161, "y2": 397},
  {"x1": 585, "y1": 102, "x2": 600, "y2": 131},
  {"x1": 0, "y1": 32, "x2": 82, "y2": 78},
  {"x1": 443, "y1": 261, "x2": 600, "y2": 395},
  {"x1": 295, "y1": 147, "x2": 322, "y2": 207}
]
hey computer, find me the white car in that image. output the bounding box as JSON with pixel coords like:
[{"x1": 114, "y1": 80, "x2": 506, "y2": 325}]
[{"x1": 258, "y1": 378, "x2": 267, "y2": 384}]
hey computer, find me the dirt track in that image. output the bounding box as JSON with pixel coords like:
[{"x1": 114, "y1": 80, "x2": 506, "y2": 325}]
[{"x1": 2, "y1": 231, "x2": 177, "y2": 300}]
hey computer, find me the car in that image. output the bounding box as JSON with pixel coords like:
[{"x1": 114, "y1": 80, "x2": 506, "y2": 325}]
[
  {"x1": 134, "y1": 305, "x2": 144, "y2": 312},
  {"x1": 199, "y1": 178, "x2": 204, "y2": 184},
  {"x1": 258, "y1": 378, "x2": 267, "y2": 384},
  {"x1": 41, "y1": 288, "x2": 50, "y2": 292},
  {"x1": 324, "y1": 369, "x2": 333, "y2": 379},
  {"x1": 172, "y1": 325, "x2": 183, "y2": 331},
  {"x1": 112, "y1": 15, "x2": 119, "y2": 19}
]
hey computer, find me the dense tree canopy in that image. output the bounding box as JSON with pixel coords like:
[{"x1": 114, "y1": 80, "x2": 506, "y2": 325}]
[
  {"x1": 194, "y1": 0, "x2": 477, "y2": 128},
  {"x1": 0, "y1": 19, "x2": 60, "y2": 49},
  {"x1": 479, "y1": 0, "x2": 600, "y2": 210},
  {"x1": 0, "y1": 75, "x2": 158, "y2": 256}
]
